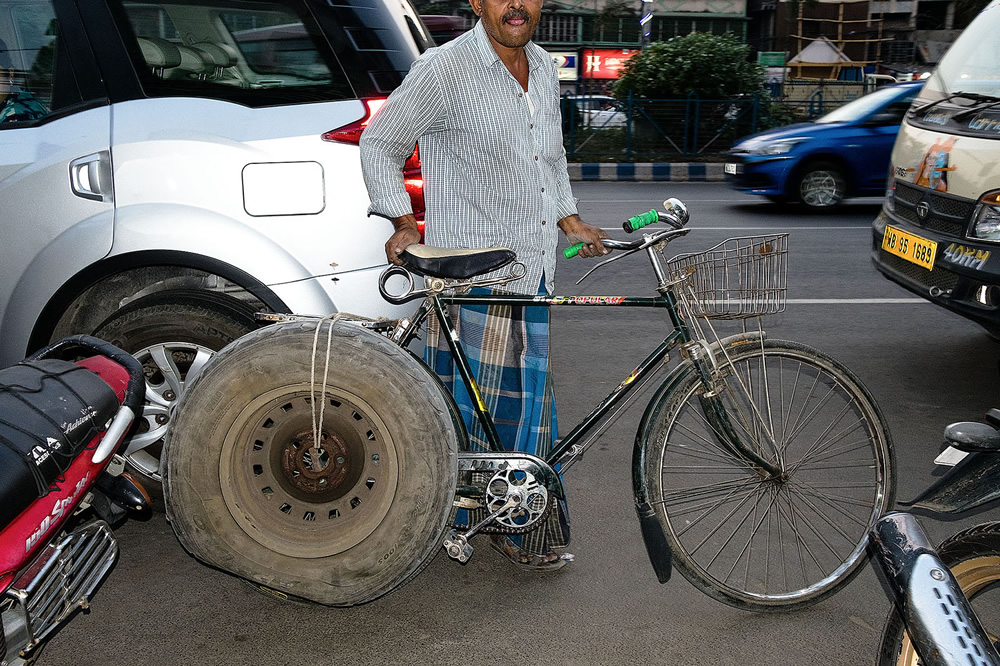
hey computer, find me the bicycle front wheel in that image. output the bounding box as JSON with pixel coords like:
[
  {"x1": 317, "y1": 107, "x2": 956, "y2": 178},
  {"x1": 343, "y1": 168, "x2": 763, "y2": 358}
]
[{"x1": 642, "y1": 338, "x2": 895, "y2": 611}]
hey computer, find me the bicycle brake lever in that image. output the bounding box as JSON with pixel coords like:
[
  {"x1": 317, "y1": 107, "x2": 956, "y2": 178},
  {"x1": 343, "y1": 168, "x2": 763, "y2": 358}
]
[{"x1": 574, "y1": 246, "x2": 644, "y2": 285}]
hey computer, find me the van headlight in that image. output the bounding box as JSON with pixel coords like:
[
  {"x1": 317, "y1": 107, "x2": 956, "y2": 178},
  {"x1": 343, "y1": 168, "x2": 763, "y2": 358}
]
[
  {"x1": 883, "y1": 168, "x2": 896, "y2": 215},
  {"x1": 971, "y1": 190, "x2": 1000, "y2": 241}
]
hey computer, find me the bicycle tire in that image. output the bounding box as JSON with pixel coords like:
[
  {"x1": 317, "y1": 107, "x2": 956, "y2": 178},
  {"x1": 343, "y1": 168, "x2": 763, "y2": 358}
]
[
  {"x1": 877, "y1": 521, "x2": 1000, "y2": 666},
  {"x1": 642, "y1": 338, "x2": 895, "y2": 611}
]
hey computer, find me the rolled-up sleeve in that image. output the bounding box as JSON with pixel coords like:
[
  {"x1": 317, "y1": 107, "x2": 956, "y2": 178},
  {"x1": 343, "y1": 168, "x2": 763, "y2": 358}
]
[{"x1": 360, "y1": 58, "x2": 445, "y2": 219}]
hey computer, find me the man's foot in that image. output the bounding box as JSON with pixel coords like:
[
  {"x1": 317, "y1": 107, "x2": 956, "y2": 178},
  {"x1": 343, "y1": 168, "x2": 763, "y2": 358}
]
[{"x1": 489, "y1": 535, "x2": 573, "y2": 571}]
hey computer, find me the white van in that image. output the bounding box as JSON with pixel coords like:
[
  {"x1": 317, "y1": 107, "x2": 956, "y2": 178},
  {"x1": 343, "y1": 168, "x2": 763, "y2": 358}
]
[{"x1": 872, "y1": 0, "x2": 1000, "y2": 336}]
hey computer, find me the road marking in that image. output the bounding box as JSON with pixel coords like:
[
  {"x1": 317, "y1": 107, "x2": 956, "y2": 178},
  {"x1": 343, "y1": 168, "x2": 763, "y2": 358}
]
[
  {"x1": 598, "y1": 226, "x2": 870, "y2": 232},
  {"x1": 786, "y1": 298, "x2": 927, "y2": 304}
]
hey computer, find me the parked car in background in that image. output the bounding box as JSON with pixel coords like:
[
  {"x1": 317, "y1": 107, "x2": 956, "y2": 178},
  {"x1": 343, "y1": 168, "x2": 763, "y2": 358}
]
[
  {"x1": 563, "y1": 94, "x2": 627, "y2": 128},
  {"x1": 0, "y1": 0, "x2": 427, "y2": 486},
  {"x1": 724, "y1": 81, "x2": 923, "y2": 209}
]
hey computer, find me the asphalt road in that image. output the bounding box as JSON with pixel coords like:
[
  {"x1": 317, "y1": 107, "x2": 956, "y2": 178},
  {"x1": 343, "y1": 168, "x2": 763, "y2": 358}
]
[{"x1": 43, "y1": 182, "x2": 1000, "y2": 666}]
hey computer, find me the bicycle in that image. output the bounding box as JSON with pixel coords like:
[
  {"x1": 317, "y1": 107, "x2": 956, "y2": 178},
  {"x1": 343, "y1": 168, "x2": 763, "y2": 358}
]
[{"x1": 163, "y1": 198, "x2": 896, "y2": 612}]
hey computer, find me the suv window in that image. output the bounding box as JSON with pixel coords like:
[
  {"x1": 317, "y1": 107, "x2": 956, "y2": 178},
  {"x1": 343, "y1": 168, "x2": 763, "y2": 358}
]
[
  {"x1": 116, "y1": 0, "x2": 355, "y2": 106},
  {"x1": 0, "y1": 0, "x2": 88, "y2": 126}
]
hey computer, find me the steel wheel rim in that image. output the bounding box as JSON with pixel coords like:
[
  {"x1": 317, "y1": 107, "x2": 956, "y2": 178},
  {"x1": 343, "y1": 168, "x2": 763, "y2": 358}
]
[
  {"x1": 800, "y1": 170, "x2": 843, "y2": 207},
  {"x1": 125, "y1": 341, "x2": 217, "y2": 482},
  {"x1": 656, "y1": 349, "x2": 887, "y2": 603},
  {"x1": 895, "y1": 555, "x2": 1000, "y2": 665},
  {"x1": 219, "y1": 385, "x2": 399, "y2": 558}
]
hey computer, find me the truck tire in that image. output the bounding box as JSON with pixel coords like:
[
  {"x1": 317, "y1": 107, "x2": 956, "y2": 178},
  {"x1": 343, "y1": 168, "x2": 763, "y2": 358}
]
[
  {"x1": 163, "y1": 320, "x2": 461, "y2": 606},
  {"x1": 92, "y1": 289, "x2": 259, "y2": 486}
]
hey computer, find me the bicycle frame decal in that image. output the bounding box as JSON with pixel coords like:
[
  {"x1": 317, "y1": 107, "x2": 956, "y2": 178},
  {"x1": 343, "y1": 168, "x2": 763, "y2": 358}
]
[{"x1": 534, "y1": 295, "x2": 628, "y2": 305}]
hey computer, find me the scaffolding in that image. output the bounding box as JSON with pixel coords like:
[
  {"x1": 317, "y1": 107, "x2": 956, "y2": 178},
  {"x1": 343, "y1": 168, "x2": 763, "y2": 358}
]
[{"x1": 787, "y1": 1, "x2": 893, "y2": 80}]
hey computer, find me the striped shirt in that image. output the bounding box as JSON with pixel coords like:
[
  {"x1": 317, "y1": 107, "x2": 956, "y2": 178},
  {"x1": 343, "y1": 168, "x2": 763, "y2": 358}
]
[{"x1": 360, "y1": 20, "x2": 578, "y2": 295}]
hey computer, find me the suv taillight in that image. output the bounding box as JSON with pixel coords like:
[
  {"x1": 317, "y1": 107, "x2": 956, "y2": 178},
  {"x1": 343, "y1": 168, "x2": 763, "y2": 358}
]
[{"x1": 323, "y1": 98, "x2": 425, "y2": 230}]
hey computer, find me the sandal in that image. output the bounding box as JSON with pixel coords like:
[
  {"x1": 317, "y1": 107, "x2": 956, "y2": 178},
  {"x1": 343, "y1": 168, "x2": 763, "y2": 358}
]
[{"x1": 489, "y1": 535, "x2": 573, "y2": 572}]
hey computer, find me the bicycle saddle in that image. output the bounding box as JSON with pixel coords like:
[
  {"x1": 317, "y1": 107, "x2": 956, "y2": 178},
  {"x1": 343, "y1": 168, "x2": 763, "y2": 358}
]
[{"x1": 399, "y1": 245, "x2": 516, "y2": 279}]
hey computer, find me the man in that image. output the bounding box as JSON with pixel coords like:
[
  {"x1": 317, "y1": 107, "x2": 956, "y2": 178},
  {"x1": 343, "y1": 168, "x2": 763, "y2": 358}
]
[{"x1": 360, "y1": 0, "x2": 608, "y2": 570}]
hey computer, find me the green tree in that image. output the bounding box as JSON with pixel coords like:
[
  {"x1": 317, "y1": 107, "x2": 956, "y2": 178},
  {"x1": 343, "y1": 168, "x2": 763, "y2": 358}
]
[{"x1": 612, "y1": 32, "x2": 764, "y2": 99}]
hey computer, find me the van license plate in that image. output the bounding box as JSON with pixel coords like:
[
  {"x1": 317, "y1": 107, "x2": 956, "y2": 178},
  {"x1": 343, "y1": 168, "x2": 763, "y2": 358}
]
[{"x1": 882, "y1": 225, "x2": 937, "y2": 271}]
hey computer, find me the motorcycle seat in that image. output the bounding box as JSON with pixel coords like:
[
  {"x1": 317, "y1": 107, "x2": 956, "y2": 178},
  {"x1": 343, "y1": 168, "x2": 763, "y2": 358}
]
[{"x1": 0, "y1": 359, "x2": 120, "y2": 531}]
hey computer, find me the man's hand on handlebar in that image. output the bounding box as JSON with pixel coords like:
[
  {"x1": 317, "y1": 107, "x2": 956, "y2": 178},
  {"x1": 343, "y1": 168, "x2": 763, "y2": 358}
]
[
  {"x1": 386, "y1": 214, "x2": 422, "y2": 266},
  {"x1": 558, "y1": 214, "x2": 609, "y2": 258}
]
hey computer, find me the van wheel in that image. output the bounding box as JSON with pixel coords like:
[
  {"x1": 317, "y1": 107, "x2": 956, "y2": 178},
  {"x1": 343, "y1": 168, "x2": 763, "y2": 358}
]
[
  {"x1": 797, "y1": 161, "x2": 846, "y2": 209},
  {"x1": 164, "y1": 320, "x2": 461, "y2": 606},
  {"x1": 92, "y1": 289, "x2": 259, "y2": 487}
]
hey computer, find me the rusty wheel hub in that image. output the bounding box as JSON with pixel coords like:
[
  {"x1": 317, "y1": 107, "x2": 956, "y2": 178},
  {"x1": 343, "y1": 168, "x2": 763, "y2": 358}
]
[{"x1": 281, "y1": 430, "x2": 351, "y2": 496}]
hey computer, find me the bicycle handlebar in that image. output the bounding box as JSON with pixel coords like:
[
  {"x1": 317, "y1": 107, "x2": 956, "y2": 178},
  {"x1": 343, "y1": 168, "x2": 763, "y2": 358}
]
[
  {"x1": 564, "y1": 228, "x2": 689, "y2": 259},
  {"x1": 564, "y1": 199, "x2": 690, "y2": 259}
]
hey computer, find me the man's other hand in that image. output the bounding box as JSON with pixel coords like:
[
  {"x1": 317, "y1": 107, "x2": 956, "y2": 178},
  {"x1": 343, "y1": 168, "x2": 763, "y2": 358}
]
[
  {"x1": 558, "y1": 215, "x2": 610, "y2": 258},
  {"x1": 386, "y1": 215, "x2": 422, "y2": 265}
]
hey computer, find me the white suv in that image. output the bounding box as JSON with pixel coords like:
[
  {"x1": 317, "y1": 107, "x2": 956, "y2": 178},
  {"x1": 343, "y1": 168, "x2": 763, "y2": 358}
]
[{"x1": 0, "y1": 0, "x2": 428, "y2": 483}]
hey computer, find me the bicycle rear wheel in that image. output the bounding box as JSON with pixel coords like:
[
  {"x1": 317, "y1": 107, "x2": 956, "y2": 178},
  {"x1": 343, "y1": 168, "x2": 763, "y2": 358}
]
[{"x1": 642, "y1": 338, "x2": 894, "y2": 611}]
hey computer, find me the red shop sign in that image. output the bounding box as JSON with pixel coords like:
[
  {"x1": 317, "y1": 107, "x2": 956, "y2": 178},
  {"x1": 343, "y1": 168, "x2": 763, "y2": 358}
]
[{"x1": 582, "y1": 48, "x2": 638, "y2": 79}]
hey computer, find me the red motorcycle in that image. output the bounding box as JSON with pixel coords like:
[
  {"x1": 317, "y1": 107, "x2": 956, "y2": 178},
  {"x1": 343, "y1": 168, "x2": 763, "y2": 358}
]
[{"x1": 0, "y1": 336, "x2": 147, "y2": 666}]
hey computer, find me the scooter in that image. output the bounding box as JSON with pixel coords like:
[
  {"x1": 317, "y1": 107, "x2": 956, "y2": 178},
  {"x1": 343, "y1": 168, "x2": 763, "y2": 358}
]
[
  {"x1": 0, "y1": 335, "x2": 148, "y2": 666},
  {"x1": 870, "y1": 410, "x2": 1000, "y2": 666}
]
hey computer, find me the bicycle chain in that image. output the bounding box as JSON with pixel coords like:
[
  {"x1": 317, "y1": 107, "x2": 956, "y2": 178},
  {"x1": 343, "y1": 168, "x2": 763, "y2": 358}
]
[{"x1": 450, "y1": 493, "x2": 556, "y2": 535}]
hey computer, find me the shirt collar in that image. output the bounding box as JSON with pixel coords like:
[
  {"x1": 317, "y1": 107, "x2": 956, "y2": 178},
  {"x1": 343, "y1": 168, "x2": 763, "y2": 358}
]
[{"x1": 470, "y1": 19, "x2": 544, "y2": 73}]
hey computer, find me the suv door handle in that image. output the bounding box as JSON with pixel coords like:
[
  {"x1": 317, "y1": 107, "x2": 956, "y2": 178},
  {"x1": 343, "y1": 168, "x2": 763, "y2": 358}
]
[{"x1": 69, "y1": 151, "x2": 112, "y2": 202}]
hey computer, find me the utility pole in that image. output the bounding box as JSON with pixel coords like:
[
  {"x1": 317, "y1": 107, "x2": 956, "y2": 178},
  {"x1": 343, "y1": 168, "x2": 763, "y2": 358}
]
[{"x1": 640, "y1": 0, "x2": 653, "y2": 47}]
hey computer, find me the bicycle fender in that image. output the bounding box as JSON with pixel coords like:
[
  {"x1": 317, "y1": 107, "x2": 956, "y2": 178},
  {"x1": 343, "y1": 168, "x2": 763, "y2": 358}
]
[
  {"x1": 905, "y1": 451, "x2": 1000, "y2": 515},
  {"x1": 629, "y1": 331, "x2": 765, "y2": 584}
]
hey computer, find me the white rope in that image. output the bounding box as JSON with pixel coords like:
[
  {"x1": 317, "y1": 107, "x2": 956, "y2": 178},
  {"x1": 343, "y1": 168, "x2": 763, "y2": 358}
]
[{"x1": 308, "y1": 313, "x2": 378, "y2": 451}]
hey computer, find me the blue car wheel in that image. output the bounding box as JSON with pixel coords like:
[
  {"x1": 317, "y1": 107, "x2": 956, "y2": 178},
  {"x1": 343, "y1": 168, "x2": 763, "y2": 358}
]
[{"x1": 797, "y1": 160, "x2": 847, "y2": 209}]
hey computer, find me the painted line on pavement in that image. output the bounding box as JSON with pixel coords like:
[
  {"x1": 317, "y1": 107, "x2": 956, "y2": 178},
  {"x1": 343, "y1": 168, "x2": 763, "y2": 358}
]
[
  {"x1": 597, "y1": 226, "x2": 871, "y2": 232},
  {"x1": 786, "y1": 298, "x2": 927, "y2": 304}
]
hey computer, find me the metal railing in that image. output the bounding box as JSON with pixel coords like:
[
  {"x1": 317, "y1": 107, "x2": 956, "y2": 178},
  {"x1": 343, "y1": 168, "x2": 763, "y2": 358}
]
[{"x1": 563, "y1": 82, "x2": 870, "y2": 161}]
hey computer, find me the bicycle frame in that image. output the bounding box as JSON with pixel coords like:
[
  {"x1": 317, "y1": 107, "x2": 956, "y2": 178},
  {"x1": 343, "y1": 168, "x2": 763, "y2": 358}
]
[{"x1": 390, "y1": 245, "x2": 783, "y2": 480}]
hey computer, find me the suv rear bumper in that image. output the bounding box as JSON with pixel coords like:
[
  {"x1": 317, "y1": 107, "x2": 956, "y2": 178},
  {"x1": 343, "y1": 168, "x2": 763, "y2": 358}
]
[{"x1": 872, "y1": 208, "x2": 1000, "y2": 331}]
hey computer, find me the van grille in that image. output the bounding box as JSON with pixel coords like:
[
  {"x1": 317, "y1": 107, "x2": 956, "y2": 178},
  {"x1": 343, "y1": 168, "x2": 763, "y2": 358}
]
[{"x1": 892, "y1": 182, "x2": 972, "y2": 238}]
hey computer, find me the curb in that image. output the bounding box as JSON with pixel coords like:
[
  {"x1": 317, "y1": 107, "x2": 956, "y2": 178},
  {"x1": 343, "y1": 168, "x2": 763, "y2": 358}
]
[{"x1": 567, "y1": 162, "x2": 726, "y2": 182}]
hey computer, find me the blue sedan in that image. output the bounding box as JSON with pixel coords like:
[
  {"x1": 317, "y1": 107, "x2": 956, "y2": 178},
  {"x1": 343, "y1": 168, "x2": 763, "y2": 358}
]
[{"x1": 725, "y1": 81, "x2": 923, "y2": 209}]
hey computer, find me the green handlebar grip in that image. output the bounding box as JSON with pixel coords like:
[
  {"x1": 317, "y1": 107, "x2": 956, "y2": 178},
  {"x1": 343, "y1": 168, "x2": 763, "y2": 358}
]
[
  {"x1": 564, "y1": 242, "x2": 585, "y2": 258},
  {"x1": 623, "y1": 209, "x2": 659, "y2": 233}
]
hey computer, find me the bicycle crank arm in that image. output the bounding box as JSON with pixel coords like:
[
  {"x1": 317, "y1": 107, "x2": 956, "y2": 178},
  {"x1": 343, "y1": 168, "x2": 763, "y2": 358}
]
[
  {"x1": 457, "y1": 452, "x2": 565, "y2": 499},
  {"x1": 442, "y1": 497, "x2": 517, "y2": 563}
]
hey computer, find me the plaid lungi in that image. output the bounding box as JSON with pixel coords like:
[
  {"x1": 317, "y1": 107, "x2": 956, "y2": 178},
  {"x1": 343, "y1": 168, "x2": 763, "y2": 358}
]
[{"x1": 425, "y1": 285, "x2": 570, "y2": 557}]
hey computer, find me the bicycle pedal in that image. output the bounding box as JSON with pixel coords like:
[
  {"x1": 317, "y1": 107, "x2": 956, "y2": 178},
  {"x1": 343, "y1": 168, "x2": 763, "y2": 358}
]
[{"x1": 442, "y1": 531, "x2": 474, "y2": 563}]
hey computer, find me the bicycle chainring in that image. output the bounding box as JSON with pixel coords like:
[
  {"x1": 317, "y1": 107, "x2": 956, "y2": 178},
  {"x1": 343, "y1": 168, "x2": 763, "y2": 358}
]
[{"x1": 451, "y1": 468, "x2": 555, "y2": 535}]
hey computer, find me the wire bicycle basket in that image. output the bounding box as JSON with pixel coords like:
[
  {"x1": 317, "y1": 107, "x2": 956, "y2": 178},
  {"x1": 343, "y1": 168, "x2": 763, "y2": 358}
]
[{"x1": 666, "y1": 234, "x2": 788, "y2": 320}]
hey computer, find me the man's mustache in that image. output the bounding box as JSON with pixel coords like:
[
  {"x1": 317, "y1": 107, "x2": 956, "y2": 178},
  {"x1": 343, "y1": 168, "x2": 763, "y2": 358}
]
[{"x1": 502, "y1": 9, "x2": 531, "y2": 23}]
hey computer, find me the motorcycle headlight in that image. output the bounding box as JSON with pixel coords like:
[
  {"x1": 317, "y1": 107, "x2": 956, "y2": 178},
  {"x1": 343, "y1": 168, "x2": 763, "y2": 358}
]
[
  {"x1": 971, "y1": 190, "x2": 1000, "y2": 241},
  {"x1": 751, "y1": 138, "x2": 806, "y2": 156}
]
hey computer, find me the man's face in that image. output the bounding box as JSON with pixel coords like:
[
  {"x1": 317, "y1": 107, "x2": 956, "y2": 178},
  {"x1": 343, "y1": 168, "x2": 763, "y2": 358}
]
[{"x1": 471, "y1": 0, "x2": 542, "y2": 50}]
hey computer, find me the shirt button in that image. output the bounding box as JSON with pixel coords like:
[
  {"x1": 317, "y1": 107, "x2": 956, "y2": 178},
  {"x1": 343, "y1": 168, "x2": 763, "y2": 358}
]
[
  {"x1": 534, "y1": 156, "x2": 538, "y2": 161},
  {"x1": 542, "y1": 250, "x2": 546, "y2": 255},
  {"x1": 541, "y1": 187, "x2": 545, "y2": 193},
  {"x1": 519, "y1": 93, "x2": 523, "y2": 97},
  {"x1": 541, "y1": 220, "x2": 546, "y2": 225},
  {"x1": 530, "y1": 123, "x2": 534, "y2": 129}
]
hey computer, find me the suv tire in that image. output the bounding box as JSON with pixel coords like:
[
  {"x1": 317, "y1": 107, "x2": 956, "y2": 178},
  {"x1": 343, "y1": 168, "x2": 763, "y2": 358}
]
[{"x1": 92, "y1": 289, "x2": 259, "y2": 488}]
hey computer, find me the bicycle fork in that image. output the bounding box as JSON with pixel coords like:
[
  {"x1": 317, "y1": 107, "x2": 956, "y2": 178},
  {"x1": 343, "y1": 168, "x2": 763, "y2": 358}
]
[{"x1": 682, "y1": 340, "x2": 784, "y2": 480}]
